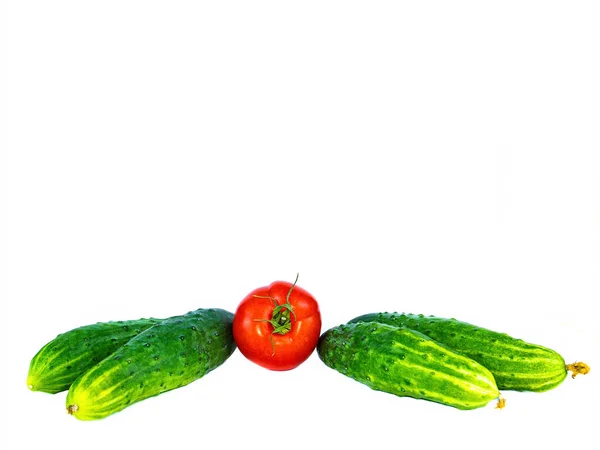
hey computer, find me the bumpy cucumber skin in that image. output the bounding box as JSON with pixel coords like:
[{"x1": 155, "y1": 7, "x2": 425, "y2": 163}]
[
  {"x1": 318, "y1": 321, "x2": 500, "y2": 410},
  {"x1": 66, "y1": 308, "x2": 236, "y2": 421},
  {"x1": 27, "y1": 318, "x2": 163, "y2": 394},
  {"x1": 349, "y1": 313, "x2": 567, "y2": 392}
]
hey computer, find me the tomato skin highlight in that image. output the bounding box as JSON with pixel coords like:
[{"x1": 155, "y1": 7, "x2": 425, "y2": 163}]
[{"x1": 232, "y1": 279, "x2": 322, "y2": 371}]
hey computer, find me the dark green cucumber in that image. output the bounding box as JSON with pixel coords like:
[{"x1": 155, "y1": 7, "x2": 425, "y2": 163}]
[
  {"x1": 318, "y1": 321, "x2": 502, "y2": 410},
  {"x1": 27, "y1": 317, "x2": 163, "y2": 394},
  {"x1": 349, "y1": 312, "x2": 590, "y2": 392},
  {"x1": 66, "y1": 308, "x2": 236, "y2": 420}
]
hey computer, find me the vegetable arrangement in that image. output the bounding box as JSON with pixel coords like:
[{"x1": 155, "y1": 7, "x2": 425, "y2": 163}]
[
  {"x1": 346, "y1": 312, "x2": 590, "y2": 392},
  {"x1": 319, "y1": 313, "x2": 589, "y2": 409},
  {"x1": 27, "y1": 276, "x2": 590, "y2": 420}
]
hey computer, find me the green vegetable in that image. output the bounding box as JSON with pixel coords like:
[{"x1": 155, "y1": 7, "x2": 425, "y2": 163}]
[
  {"x1": 317, "y1": 321, "x2": 502, "y2": 410},
  {"x1": 349, "y1": 312, "x2": 590, "y2": 392},
  {"x1": 66, "y1": 308, "x2": 236, "y2": 420},
  {"x1": 27, "y1": 317, "x2": 163, "y2": 394}
]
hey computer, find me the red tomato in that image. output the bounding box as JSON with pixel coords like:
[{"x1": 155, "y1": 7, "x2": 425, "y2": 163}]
[{"x1": 232, "y1": 276, "x2": 322, "y2": 371}]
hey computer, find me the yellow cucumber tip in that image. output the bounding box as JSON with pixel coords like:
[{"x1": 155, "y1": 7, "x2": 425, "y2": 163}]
[
  {"x1": 26, "y1": 374, "x2": 37, "y2": 391},
  {"x1": 495, "y1": 395, "x2": 506, "y2": 410},
  {"x1": 566, "y1": 361, "x2": 590, "y2": 379}
]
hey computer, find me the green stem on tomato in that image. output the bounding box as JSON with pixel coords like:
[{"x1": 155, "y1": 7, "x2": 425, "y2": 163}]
[{"x1": 252, "y1": 273, "x2": 300, "y2": 354}]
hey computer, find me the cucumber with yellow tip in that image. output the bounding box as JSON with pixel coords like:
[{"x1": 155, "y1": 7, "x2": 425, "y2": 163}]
[
  {"x1": 349, "y1": 312, "x2": 590, "y2": 392},
  {"x1": 66, "y1": 308, "x2": 236, "y2": 420},
  {"x1": 318, "y1": 321, "x2": 504, "y2": 410}
]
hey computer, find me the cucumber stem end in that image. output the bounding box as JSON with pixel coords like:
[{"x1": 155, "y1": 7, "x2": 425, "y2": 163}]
[
  {"x1": 495, "y1": 394, "x2": 506, "y2": 409},
  {"x1": 566, "y1": 362, "x2": 590, "y2": 379}
]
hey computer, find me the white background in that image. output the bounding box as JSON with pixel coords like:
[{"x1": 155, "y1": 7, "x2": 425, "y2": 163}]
[{"x1": 2, "y1": 1, "x2": 598, "y2": 449}]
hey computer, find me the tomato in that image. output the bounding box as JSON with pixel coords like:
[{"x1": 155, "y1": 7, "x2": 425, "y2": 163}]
[{"x1": 232, "y1": 275, "x2": 322, "y2": 371}]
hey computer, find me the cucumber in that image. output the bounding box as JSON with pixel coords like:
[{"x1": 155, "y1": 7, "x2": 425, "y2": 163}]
[
  {"x1": 27, "y1": 317, "x2": 163, "y2": 394},
  {"x1": 349, "y1": 312, "x2": 590, "y2": 392},
  {"x1": 66, "y1": 308, "x2": 236, "y2": 420},
  {"x1": 317, "y1": 321, "x2": 502, "y2": 410}
]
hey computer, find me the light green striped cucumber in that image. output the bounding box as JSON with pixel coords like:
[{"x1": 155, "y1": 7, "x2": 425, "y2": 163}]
[
  {"x1": 27, "y1": 317, "x2": 163, "y2": 394},
  {"x1": 349, "y1": 312, "x2": 590, "y2": 392},
  {"x1": 66, "y1": 308, "x2": 236, "y2": 420},
  {"x1": 317, "y1": 321, "x2": 503, "y2": 410}
]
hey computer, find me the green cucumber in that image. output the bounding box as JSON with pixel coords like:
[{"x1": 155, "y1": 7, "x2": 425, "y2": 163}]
[
  {"x1": 317, "y1": 321, "x2": 502, "y2": 410},
  {"x1": 66, "y1": 308, "x2": 236, "y2": 420},
  {"x1": 27, "y1": 317, "x2": 163, "y2": 394},
  {"x1": 349, "y1": 312, "x2": 590, "y2": 392}
]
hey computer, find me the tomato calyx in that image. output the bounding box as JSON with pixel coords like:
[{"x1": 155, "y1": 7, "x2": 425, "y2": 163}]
[{"x1": 252, "y1": 273, "x2": 300, "y2": 354}]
